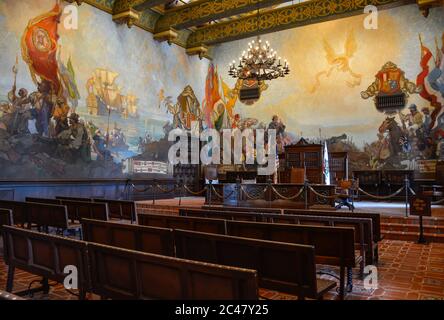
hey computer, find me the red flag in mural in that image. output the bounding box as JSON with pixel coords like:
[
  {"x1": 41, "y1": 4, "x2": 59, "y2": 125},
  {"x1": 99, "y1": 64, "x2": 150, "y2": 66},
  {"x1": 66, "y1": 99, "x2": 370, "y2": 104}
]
[
  {"x1": 416, "y1": 40, "x2": 443, "y2": 130},
  {"x1": 21, "y1": 2, "x2": 62, "y2": 95},
  {"x1": 202, "y1": 64, "x2": 221, "y2": 128}
]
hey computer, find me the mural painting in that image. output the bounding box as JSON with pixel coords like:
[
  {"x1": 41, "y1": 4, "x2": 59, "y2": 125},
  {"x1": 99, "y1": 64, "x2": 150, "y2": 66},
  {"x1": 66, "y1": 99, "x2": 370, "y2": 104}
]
[
  {"x1": 0, "y1": 1, "x2": 443, "y2": 180},
  {"x1": 210, "y1": 4, "x2": 444, "y2": 173},
  {"x1": 0, "y1": 0, "x2": 208, "y2": 179}
]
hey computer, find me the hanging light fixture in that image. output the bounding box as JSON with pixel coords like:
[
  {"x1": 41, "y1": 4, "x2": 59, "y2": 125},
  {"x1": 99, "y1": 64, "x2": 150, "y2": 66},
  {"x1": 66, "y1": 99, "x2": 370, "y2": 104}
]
[{"x1": 228, "y1": 6, "x2": 290, "y2": 81}]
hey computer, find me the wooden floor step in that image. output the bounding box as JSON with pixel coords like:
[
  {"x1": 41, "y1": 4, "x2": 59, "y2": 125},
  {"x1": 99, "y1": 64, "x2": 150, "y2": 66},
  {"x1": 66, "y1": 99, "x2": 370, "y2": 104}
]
[
  {"x1": 381, "y1": 216, "x2": 444, "y2": 226},
  {"x1": 381, "y1": 222, "x2": 444, "y2": 234},
  {"x1": 382, "y1": 230, "x2": 444, "y2": 242}
]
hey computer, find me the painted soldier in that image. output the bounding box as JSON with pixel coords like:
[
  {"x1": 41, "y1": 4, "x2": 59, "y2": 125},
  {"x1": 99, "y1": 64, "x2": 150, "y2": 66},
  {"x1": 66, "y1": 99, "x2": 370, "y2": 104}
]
[
  {"x1": 7, "y1": 86, "x2": 31, "y2": 134},
  {"x1": 30, "y1": 80, "x2": 55, "y2": 137}
]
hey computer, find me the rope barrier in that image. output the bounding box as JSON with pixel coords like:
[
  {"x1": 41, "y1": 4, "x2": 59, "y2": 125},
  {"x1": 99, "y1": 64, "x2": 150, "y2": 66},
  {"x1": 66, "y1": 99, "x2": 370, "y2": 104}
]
[
  {"x1": 271, "y1": 185, "x2": 305, "y2": 200},
  {"x1": 432, "y1": 198, "x2": 444, "y2": 205},
  {"x1": 240, "y1": 185, "x2": 268, "y2": 200},
  {"x1": 184, "y1": 185, "x2": 207, "y2": 196},
  {"x1": 307, "y1": 186, "x2": 338, "y2": 200},
  {"x1": 210, "y1": 185, "x2": 236, "y2": 200},
  {"x1": 409, "y1": 187, "x2": 416, "y2": 196},
  {"x1": 156, "y1": 184, "x2": 177, "y2": 194},
  {"x1": 130, "y1": 184, "x2": 153, "y2": 193},
  {"x1": 358, "y1": 186, "x2": 405, "y2": 200}
]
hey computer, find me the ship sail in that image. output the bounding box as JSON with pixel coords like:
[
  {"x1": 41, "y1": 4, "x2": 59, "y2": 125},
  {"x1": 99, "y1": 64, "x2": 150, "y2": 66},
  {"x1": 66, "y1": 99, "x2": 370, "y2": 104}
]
[{"x1": 86, "y1": 68, "x2": 133, "y2": 117}]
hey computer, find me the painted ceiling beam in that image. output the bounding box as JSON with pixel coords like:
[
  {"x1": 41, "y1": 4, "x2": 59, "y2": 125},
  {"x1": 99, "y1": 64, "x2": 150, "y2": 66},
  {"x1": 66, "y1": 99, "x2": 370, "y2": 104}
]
[
  {"x1": 112, "y1": 0, "x2": 171, "y2": 28},
  {"x1": 155, "y1": 0, "x2": 290, "y2": 33},
  {"x1": 186, "y1": 0, "x2": 416, "y2": 47}
]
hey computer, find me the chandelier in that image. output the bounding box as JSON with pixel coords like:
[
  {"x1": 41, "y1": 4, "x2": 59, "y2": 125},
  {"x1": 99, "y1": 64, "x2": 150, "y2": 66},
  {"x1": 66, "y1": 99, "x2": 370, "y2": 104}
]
[{"x1": 228, "y1": 36, "x2": 290, "y2": 81}]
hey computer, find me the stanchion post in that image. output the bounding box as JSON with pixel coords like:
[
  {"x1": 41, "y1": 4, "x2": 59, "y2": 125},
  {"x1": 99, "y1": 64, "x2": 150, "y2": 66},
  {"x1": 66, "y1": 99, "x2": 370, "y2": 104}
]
[
  {"x1": 236, "y1": 178, "x2": 241, "y2": 207},
  {"x1": 405, "y1": 174, "x2": 409, "y2": 217},
  {"x1": 208, "y1": 180, "x2": 213, "y2": 207},
  {"x1": 304, "y1": 180, "x2": 309, "y2": 210},
  {"x1": 267, "y1": 177, "x2": 273, "y2": 208},
  {"x1": 152, "y1": 183, "x2": 155, "y2": 206},
  {"x1": 178, "y1": 181, "x2": 183, "y2": 207}
]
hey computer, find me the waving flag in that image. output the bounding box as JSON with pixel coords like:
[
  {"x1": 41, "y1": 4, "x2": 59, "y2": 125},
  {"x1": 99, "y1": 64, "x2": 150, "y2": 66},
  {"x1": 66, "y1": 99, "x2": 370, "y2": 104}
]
[
  {"x1": 417, "y1": 36, "x2": 443, "y2": 130},
  {"x1": 323, "y1": 141, "x2": 331, "y2": 185},
  {"x1": 202, "y1": 64, "x2": 221, "y2": 128},
  {"x1": 21, "y1": 2, "x2": 62, "y2": 95}
]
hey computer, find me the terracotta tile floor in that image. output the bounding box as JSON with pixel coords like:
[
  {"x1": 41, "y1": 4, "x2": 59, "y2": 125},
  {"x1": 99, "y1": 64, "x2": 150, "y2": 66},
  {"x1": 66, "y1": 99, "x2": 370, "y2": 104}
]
[{"x1": 1, "y1": 239, "x2": 443, "y2": 300}]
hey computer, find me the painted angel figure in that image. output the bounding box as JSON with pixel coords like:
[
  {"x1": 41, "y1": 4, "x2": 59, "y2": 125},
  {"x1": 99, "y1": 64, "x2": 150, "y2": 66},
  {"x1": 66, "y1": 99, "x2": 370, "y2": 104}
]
[{"x1": 310, "y1": 30, "x2": 362, "y2": 93}]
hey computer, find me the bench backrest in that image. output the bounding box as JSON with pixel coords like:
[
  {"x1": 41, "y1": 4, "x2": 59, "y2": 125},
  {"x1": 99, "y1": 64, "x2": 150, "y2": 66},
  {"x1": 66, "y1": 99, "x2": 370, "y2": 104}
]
[
  {"x1": 182, "y1": 208, "x2": 372, "y2": 253},
  {"x1": 0, "y1": 290, "x2": 26, "y2": 300},
  {"x1": 0, "y1": 200, "x2": 28, "y2": 225},
  {"x1": 92, "y1": 199, "x2": 136, "y2": 222},
  {"x1": 2, "y1": 225, "x2": 89, "y2": 292},
  {"x1": 203, "y1": 206, "x2": 282, "y2": 214},
  {"x1": 181, "y1": 208, "x2": 262, "y2": 222},
  {"x1": 174, "y1": 229, "x2": 319, "y2": 299},
  {"x1": 226, "y1": 220, "x2": 356, "y2": 267},
  {"x1": 60, "y1": 200, "x2": 109, "y2": 222},
  {"x1": 0, "y1": 209, "x2": 13, "y2": 229},
  {"x1": 81, "y1": 219, "x2": 175, "y2": 256},
  {"x1": 138, "y1": 213, "x2": 226, "y2": 235},
  {"x1": 56, "y1": 196, "x2": 92, "y2": 202},
  {"x1": 284, "y1": 209, "x2": 381, "y2": 242},
  {"x1": 25, "y1": 197, "x2": 61, "y2": 205},
  {"x1": 88, "y1": 242, "x2": 259, "y2": 300},
  {"x1": 26, "y1": 202, "x2": 69, "y2": 230}
]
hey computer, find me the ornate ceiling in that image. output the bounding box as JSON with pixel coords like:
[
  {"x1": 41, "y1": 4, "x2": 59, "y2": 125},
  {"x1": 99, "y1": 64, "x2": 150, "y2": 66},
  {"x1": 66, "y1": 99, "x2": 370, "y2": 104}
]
[{"x1": 65, "y1": 0, "x2": 441, "y2": 59}]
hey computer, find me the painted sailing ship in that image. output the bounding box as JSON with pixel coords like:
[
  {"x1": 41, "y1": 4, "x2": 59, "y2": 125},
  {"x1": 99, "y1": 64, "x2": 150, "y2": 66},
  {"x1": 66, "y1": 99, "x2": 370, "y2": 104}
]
[{"x1": 86, "y1": 68, "x2": 139, "y2": 119}]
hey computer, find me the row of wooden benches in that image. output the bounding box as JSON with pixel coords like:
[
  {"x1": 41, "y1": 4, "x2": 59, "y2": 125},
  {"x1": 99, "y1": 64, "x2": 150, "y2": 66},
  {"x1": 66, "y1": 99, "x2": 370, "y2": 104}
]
[
  {"x1": 1, "y1": 224, "x2": 263, "y2": 300},
  {"x1": 0, "y1": 197, "x2": 137, "y2": 232},
  {"x1": 135, "y1": 213, "x2": 358, "y2": 298},
  {"x1": 1, "y1": 201, "x2": 382, "y2": 300},
  {"x1": 196, "y1": 206, "x2": 382, "y2": 261}
]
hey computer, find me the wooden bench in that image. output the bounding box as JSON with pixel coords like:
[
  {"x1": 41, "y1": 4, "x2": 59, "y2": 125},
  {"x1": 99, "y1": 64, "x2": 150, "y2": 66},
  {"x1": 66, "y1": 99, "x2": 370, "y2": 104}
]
[
  {"x1": 225, "y1": 220, "x2": 355, "y2": 299},
  {"x1": 2, "y1": 225, "x2": 90, "y2": 299},
  {"x1": 0, "y1": 290, "x2": 26, "y2": 300},
  {"x1": 56, "y1": 196, "x2": 93, "y2": 202},
  {"x1": 182, "y1": 208, "x2": 264, "y2": 222},
  {"x1": 25, "y1": 197, "x2": 61, "y2": 205},
  {"x1": 25, "y1": 202, "x2": 69, "y2": 232},
  {"x1": 0, "y1": 209, "x2": 13, "y2": 258},
  {"x1": 0, "y1": 200, "x2": 28, "y2": 226},
  {"x1": 81, "y1": 218, "x2": 175, "y2": 256},
  {"x1": 203, "y1": 206, "x2": 282, "y2": 214},
  {"x1": 138, "y1": 213, "x2": 226, "y2": 235},
  {"x1": 284, "y1": 209, "x2": 382, "y2": 262},
  {"x1": 174, "y1": 229, "x2": 336, "y2": 300},
  {"x1": 92, "y1": 199, "x2": 137, "y2": 223},
  {"x1": 0, "y1": 209, "x2": 13, "y2": 229},
  {"x1": 59, "y1": 200, "x2": 109, "y2": 223},
  {"x1": 88, "y1": 242, "x2": 259, "y2": 300}
]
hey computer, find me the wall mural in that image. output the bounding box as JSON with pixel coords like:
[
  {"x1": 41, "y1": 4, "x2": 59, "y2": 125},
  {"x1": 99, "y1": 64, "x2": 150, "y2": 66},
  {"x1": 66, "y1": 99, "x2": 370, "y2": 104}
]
[
  {"x1": 0, "y1": 1, "x2": 443, "y2": 180},
  {"x1": 0, "y1": 0, "x2": 208, "y2": 179},
  {"x1": 210, "y1": 4, "x2": 444, "y2": 173}
]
